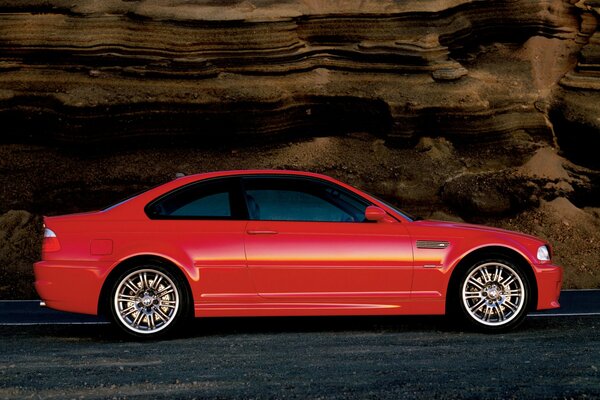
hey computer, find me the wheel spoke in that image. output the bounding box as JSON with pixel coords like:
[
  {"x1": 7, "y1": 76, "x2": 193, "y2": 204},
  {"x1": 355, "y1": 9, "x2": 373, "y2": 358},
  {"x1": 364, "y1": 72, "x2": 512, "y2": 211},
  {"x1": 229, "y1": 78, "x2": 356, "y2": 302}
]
[
  {"x1": 142, "y1": 272, "x2": 150, "y2": 290},
  {"x1": 157, "y1": 287, "x2": 174, "y2": 298},
  {"x1": 120, "y1": 305, "x2": 137, "y2": 318},
  {"x1": 160, "y1": 300, "x2": 177, "y2": 309},
  {"x1": 124, "y1": 279, "x2": 139, "y2": 294},
  {"x1": 504, "y1": 299, "x2": 519, "y2": 312},
  {"x1": 484, "y1": 268, "x2": 494, "y2": 283},
  {"x1": 492, "y1": 266, "x2": 500, "y2": 282},
  {"x1": 117, "y1": 294, "x2": 136, "y2": 302},
  {"x1": 483, "y1": 306, "x2": 492, "y2": 322},
  {"x1": 497, "y1": 302, "x2": 506, "y2": 321},
  {"x1": 478, "y1": 269, "x2": 489, "y2": 283},
  {"x1": 469, "y1": 298, "x2": 486, "y2": 312},
  {"x1": 497, "y1": 269, "x2": 503, "y2": 283},
  {"x1": 152, "y1": 275, "x2": 163, "y2": 290},
  {"x1": 148, "y1": 313, "x2": 156, "y2": 330},
  {"x1": 132, "y1": 312, "x2": 144, "y2": 328},
  {"x1": 501, "y1": 275, "x2": 516, "y2": 287},
  {"x1": 154, "y1": 306, "x2": 171, "y2": 322},
  {"x1": 468, "y1": 278, "x2": 484, "y2": 290}
]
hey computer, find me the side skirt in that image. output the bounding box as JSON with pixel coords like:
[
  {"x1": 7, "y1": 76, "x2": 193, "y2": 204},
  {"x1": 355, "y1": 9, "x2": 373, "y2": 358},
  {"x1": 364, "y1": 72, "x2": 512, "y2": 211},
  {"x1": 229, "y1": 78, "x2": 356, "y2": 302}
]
[{"x1": 194, "y1": 300, "x2": 446, "y2": 317}]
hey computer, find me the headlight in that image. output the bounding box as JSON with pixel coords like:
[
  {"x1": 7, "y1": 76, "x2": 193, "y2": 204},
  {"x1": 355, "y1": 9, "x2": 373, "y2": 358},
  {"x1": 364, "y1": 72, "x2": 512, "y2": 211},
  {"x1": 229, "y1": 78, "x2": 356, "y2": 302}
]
[{"x1": 537, "y1": 245, "x2": 550, "y2": 261}]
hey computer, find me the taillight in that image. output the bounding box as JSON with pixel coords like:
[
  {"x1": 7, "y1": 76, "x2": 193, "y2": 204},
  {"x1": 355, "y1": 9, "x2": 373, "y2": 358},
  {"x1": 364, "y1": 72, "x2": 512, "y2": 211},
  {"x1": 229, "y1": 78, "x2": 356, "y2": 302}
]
[{"x1": 42, "y1": 227, "x2": 61, "y2": 253}]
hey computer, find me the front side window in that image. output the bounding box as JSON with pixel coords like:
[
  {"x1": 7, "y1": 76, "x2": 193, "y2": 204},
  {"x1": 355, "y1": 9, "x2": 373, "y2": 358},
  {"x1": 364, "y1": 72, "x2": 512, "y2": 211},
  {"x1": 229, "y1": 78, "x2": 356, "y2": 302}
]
[
  {"x1": 146, "y1": 178, "x2": 236, "y2": 219},
  {"x1": 242, "y1": 177, "x2": 369, "y2": 222}
]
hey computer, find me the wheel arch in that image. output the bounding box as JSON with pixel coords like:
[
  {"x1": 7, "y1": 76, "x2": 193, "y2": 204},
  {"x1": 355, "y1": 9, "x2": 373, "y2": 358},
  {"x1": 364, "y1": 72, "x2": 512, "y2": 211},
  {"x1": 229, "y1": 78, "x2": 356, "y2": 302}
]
[
  {"x1": 97, "y1": 254, "x2": 194, "y2": 318},
  {"x1": 445, "y1": 245, "x2": 538, "y2": 314}
]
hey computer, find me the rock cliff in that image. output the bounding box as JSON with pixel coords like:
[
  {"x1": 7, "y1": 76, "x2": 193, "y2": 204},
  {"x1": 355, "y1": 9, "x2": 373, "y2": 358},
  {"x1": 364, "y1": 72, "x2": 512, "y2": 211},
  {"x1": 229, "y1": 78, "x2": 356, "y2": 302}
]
[
  {"x1": 0, "y1": 0, "x2": 599, "y2": 297},
  {"x1": 0, "y1": 0, "x2": 594, "y2": 144}
]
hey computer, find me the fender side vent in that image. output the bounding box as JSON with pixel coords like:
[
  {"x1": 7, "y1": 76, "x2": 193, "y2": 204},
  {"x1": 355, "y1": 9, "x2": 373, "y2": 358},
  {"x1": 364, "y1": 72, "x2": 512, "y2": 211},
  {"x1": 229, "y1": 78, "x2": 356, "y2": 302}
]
[{"x1": 416, "y1": 240, "x2": 450, "y2": 249}]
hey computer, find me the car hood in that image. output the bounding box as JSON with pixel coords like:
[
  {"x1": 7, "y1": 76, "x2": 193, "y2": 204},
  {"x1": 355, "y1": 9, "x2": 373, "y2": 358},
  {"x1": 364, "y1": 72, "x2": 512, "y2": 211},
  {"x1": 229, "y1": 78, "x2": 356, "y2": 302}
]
[{"x1": 412, "y1": 219, "x2": 543, "y2": 243}]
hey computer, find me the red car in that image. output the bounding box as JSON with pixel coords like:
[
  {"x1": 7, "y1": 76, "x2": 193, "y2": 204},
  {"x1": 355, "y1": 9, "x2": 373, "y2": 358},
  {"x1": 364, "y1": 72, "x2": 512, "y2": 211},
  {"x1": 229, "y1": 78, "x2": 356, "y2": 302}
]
[{"x1": 34, "y1": 170, "x2": 562, "y2": 337}]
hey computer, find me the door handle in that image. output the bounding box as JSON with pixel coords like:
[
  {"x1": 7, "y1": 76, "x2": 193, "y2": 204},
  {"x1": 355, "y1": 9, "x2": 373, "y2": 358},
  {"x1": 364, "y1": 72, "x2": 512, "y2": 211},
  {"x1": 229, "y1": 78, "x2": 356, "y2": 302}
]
[{"x1": 246, "y1": 230, "x2": 278, "y2": 235}]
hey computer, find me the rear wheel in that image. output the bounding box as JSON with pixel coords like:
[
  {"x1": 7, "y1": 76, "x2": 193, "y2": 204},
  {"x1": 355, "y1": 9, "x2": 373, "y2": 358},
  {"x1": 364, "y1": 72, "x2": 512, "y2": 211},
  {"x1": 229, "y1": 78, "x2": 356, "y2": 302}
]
[
  {"x1": 457, "y1": 257, "x2": 531, "y2": 332},
  {"x1": 108, "y1": 264, "x2": 188, "y2": 338}
]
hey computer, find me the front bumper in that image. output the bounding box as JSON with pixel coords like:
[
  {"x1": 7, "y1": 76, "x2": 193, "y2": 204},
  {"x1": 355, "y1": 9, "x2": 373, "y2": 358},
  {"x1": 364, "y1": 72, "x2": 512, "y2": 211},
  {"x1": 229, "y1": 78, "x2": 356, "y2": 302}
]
[
  {"x1": 534, "y1": 263, "x2": 563, "y2": 310},
  {"x1": 34, "y1": 260, "x2": 109, "y2": 315}
]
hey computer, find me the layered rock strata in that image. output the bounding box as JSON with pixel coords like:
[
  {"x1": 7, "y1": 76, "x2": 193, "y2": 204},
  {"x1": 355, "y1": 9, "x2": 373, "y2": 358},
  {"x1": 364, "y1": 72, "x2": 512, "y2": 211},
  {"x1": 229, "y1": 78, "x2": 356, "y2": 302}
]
[
  {"x1": 0, "y1": 0, "x2": 593, "y2": 144},
  {"x1": 554, "y1": 1, "x2": 600, "y2": 168}
]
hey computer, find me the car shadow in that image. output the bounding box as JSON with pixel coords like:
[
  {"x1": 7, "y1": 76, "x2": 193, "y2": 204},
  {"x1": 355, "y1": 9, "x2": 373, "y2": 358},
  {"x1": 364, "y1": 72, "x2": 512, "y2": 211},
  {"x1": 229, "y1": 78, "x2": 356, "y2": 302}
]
[
  {"x1": 183, "y1": 315, "x2": 453, "y2": 337},
  {"x1": 2, "y1": 314, "x2": 568, "y2": 342}
]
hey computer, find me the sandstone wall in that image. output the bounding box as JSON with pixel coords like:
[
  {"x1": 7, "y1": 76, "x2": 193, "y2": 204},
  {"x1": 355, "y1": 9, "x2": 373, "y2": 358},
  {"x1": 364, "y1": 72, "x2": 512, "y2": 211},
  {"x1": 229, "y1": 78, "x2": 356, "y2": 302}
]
[
  {"x1": 0, "y1": 0, "x2": 596, "y2": 147},
  {"x1": 0, "y1": 0, "x2": 599, "y2": 296}
]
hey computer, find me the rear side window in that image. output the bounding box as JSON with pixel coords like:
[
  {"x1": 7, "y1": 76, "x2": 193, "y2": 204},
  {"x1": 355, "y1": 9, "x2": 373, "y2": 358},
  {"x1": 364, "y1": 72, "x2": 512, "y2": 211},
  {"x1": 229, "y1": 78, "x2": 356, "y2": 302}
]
[{"x1": 146, "y1": 178, "x2": 237, "y2": 219}]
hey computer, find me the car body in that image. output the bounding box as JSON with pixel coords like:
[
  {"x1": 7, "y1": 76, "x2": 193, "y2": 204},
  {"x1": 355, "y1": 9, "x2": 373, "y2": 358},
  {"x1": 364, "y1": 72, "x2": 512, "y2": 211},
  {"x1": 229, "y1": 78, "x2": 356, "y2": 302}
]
[{"x1": 34, "y1": 170, "x2": 562, "y2": 337}]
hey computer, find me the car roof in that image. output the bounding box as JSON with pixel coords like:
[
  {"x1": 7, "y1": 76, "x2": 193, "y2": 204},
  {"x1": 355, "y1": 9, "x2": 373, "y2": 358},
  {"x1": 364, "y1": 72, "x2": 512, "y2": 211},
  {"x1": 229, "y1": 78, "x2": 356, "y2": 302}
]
[{"x1": 172, "y1": 169, "x2": 337, "y2": 185}]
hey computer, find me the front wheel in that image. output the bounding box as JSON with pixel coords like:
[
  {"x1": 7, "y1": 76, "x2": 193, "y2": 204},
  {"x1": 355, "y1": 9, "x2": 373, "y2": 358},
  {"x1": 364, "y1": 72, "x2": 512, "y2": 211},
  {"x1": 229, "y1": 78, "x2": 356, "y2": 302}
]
[
  {"x1": 108, "y1": 264, "x2": 188, "y2": 338},
  {"x1": 457, "y1": 258, "x2": 531, "y2": 332}
]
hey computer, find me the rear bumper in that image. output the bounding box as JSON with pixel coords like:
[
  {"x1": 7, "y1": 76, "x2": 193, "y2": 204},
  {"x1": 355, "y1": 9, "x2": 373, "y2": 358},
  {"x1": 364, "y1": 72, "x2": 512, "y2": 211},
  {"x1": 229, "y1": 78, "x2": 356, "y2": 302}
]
[
  {"x1": 534, "y1": 263, "x2": 563, "y2": 311},
  {"x1": 34, "y1": 260, "x2": 109, "y2": 315}
]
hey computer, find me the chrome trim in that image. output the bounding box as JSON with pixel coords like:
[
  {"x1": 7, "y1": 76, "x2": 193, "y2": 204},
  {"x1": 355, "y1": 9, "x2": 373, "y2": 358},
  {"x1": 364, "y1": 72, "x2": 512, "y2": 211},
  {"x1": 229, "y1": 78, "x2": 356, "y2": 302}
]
[{"x1": 416, "y1": 240, "x2": 450, "y2": 249}]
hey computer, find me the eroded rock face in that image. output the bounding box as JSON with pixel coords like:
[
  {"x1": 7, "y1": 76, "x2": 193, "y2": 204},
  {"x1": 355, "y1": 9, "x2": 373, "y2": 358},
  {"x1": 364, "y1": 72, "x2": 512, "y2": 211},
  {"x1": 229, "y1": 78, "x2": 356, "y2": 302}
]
[
  {"x1": 0, "y1": 0, "x2": 593, "y2": 145},
  {"x1": 0, "y1": 210, "x2": 41, "y2": 299},
  {"x1": 552, "y1": 1, "x2": 600, "y2": 168},
  {"x1": 0, "y1": 1, "x2": 600, "y2": 296}
]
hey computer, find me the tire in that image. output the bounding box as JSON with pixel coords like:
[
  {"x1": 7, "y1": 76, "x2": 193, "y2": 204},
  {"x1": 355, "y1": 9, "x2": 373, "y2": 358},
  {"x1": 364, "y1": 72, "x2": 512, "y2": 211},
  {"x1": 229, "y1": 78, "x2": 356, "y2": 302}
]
[
  {"x1": 456, "y1": 257, "x2": 531, "y2": 332},
  {"x1": 108, "y1": 263, "x2": 189, "y2": 338}
]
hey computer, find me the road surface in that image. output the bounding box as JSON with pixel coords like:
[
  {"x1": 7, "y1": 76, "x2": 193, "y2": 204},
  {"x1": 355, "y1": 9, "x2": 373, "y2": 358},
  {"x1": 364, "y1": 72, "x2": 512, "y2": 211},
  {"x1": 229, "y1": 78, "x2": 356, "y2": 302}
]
[{"x1": 0, "y1": 290, "x2": 599, "y2": 399}]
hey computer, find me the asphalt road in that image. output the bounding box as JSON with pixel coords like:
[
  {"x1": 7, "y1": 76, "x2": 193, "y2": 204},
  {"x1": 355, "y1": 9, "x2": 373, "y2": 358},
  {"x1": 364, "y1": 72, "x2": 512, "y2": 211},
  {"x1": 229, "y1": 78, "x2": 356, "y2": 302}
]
[{"x1": 1, "y1": 291, "x2": 599, "y2": 399}]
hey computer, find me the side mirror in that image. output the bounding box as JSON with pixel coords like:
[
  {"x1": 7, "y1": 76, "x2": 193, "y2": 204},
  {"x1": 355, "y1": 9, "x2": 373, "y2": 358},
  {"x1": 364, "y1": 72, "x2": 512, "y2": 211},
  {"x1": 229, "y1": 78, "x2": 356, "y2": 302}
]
[{"x1": 365, "y1": 206, "x2": 387, "y2": 222}]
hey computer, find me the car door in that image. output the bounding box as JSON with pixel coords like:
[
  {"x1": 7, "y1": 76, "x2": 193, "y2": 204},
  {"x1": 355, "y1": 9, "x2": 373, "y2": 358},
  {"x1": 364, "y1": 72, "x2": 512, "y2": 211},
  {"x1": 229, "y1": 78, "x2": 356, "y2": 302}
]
[{"x1": 242, "y1": 176, "x2": 414, "y2": 307}]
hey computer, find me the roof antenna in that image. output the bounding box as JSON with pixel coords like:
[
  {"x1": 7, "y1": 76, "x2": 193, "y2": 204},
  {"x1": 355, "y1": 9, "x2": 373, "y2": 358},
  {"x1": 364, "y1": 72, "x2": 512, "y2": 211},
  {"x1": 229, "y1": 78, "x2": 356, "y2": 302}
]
[{"x1": 175, "y1": 172, "x2": 186, "y2": 179}]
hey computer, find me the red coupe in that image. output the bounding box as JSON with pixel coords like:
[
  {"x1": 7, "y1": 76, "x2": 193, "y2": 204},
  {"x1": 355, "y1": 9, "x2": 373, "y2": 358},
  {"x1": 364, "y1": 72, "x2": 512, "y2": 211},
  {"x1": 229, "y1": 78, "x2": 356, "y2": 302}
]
[{"x1": 34, "y1": 170, "x2": 562, "y2": 337}]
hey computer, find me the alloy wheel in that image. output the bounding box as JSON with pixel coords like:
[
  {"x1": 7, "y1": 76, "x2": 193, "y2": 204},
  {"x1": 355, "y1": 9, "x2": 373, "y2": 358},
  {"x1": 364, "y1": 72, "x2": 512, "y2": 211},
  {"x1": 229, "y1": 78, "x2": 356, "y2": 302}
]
[
  {"x1": 461, "y1": 262, "x2": 525, "y2": 327},
  {"x1": 113, "y1": 268, "x2": 180, "y2": 334}
]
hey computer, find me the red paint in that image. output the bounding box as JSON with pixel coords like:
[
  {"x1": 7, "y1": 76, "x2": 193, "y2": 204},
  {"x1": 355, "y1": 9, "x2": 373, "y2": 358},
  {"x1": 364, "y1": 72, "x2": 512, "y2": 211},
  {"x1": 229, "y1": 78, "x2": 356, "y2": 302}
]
[
  {"x1": 33, "y1": 170, "x2": 562, "y2": 318},
  {"x1": 90, "y1": 239, "x2": 113, "y2": 255}
]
